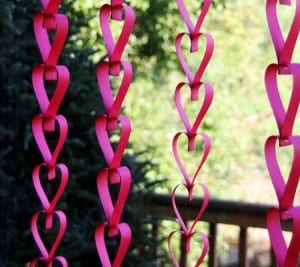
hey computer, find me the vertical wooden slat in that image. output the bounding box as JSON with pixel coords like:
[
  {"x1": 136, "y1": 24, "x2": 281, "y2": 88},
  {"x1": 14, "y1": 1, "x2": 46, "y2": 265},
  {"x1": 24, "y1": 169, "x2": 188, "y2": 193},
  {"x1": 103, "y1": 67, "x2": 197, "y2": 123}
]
[
  {"x1": 208, "y1": 223, "x2": 218, "y2": 267},
  {"x1": 239, "y1": 227, "x2": 248, "y2": 267},
  {"x1": 179, "y1": 220, "x2": 188, "y2": 267}
]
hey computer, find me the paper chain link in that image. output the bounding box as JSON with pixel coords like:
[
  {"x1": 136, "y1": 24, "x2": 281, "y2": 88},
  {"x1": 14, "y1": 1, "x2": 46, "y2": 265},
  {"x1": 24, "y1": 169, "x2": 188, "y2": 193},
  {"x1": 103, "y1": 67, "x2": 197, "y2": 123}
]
[
  {"x1": 30, "y1": 0, "x2": 69, "y2": 266},
  {"x1": 94, "y1": 1, "x2": 135, "y2": 266},
  {"x1": 168, "y1": 1, "x2": 214, "y2": 266},
  {"x1": 265, "y1": 0, "x2": 300, "y2": 266}
]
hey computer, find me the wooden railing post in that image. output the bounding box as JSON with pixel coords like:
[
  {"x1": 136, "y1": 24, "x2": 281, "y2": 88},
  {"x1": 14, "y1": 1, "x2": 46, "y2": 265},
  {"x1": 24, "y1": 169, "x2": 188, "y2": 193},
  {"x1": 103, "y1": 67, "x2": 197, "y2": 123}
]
[
  {"x1": 208, "y1": 223, "x2": 218, "y2": 267},
  {"x1": 239, "y1": 227, "x2": 248, "y2": 267}
]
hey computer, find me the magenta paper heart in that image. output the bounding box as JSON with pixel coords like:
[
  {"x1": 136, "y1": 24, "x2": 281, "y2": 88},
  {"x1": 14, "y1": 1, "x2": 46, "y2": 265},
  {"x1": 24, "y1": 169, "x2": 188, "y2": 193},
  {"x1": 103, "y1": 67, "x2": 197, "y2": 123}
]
[
  {"x1": 34, "y1": 12, "x2": 69, "y2": 66},
  {"x1": 29, "y1": 255, "x2": 68, "y2": 267},
  {"x1": 41, "y1": 0, "x2": 61, "y2": 14},
  {"x1": 97, "y1": 61, "x2": 132, "y2": 130},
  {"x1": 175, "y1": 82, "x2": 213, "y2": 135},
  {"x1": 95, "y1": 115, "x2": 131, "y2": 170},
  {"x1": 97, "y1": 166, "x2": 131, "y2": 226},
  {"x1": 32, "y1": 115, "x2": 68, "y2": 171},
  {"x1": 95, "y1": 223, "x2": 132, "y2": 267},
  {"x1": 265, "y1": 135, "x2": 300, "y2": 209},
  {"x1": 267, "y1": 207, "x2": 300, "y2": 267},
  {"x1": 176, "y1": 32, "x2": 214, "y2": 85},
  {"x1": 31, "y1": 211, "x2": 67, "y2": 261},
  {"x1": 168, "y1": 230, "x2": 209, "y2": 267},
  {"x1": 32, "y1": 65, "x2": 70, "y2": 120},
  {"x1": 99, "y1": 4, "x2": 135, "y2": 75},
  {"x1": 171, "y1": 183, "x2": 209, "y2": 234},
  {"x1": 32, "y1": 163, "x2": 69, "y2": 214},
  {"x1": 265, "y1": 64, "x2": 300, "y2": 140},
  {"x1": 266, "y1": 0, "x2": 300, "y2": 69},
  {"x1": 173, "y1": 132, "x2": 210, "y2": 186},
  {"x1": 176, "y1": 0, "x2": 211, "y2": 34}
]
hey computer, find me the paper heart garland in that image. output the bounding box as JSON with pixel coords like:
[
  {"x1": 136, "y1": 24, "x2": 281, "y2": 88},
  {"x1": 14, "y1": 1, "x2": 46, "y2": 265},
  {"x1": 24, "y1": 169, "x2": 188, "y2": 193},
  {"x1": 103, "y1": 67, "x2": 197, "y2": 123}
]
[
  {"x1": 31, "y1": 211, "x2": 67, "y2": 261},
  {"x1": 176, "y1": 32, "x2": 214, "y2": 85},
  {"x1": 171, "y1": 183, "x2": 209, "y2": 234},
  {"x1": 32, "y1": 65, "x2": 70, "y2": 120},
  {"x1": 265, "y1": 135, "x2": 300, "y2": 209},
  {"x1": 99, "y1": 4, "x2": 135, "y2": 75},
  {"x1": 267, "y1": 207, "x2": 300, "y2": 267},
  {"x1": 32, "y1": 163, "x2": 69, "y2": 214},
  {"x1": 265, "y1": 63, "x2": 300, "y2": 140},
  {"x1": 95, "y1": 223, "x2": 132, "y2": 267},
  {"x1": 29, "y1": 255, "x2": 68, "y2": 267},
  {"x1": 95, "y1": 115, "x2": 131, "y2": 170},
  {"x1": 168, "y1": 230, "x2": 209, "y2": 267},
  {"x1": 97, "y1": 60, "x2": 132, "y2": 130},
  {"x1": 266, "y1": 0, "x2": 300, "y2": 69},
  {"x1": 32, "y1": 115, "x2": 68, "y2": 169},
  {"x1": 173, "y1": 132, "x2": 211, "y2": 186},
  {"x1": 97, "y1": 167, "x2": 131, "y2": 226},
  {"x1": 34, "y1": 12, "x2": 69, "y2": 66},
  {"x1": 175, "y1": 82, "x2": 213, "y2": 135},
  {"x1": 176, "y1": 0, "x2": 211, "y2": 35}
]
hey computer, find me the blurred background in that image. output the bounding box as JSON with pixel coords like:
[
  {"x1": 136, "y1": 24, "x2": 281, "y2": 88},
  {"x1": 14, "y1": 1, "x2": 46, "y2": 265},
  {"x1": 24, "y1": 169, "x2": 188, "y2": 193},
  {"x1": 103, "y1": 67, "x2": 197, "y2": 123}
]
[{"x1": 1, "y1": 0, "x2": 300, "y2": 266}]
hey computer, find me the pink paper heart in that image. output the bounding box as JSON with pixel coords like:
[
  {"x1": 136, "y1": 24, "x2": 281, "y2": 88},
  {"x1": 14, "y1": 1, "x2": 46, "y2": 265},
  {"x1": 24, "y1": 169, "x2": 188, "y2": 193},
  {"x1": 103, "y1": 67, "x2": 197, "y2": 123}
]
[
  {"x1": 32, "y1": 163, "x2": 69, "y2": 214},
  {"x1": 168, "y1": 230, "x2": 209, "y2": 267},
  {"x1": 95, "y1": 223, "x2": 132, "y2": 267},
  {"x1": 99, "y1": 4, "x2": 135, "y2": 75},
  {"x1": 171, "y1": 183, "x2": 209, "y2": 234},
  {"x1": 34, "y1": 12, "x2": 69, "y2": 66},
  {"x1": 173, "y1": 132, "x2": 210, "y2": 186},
  {"x1": 267, "y1": 207, "x2": 300, "y2": 267},
  {"x1": 175, "y1": 82, "x2": 213, "y2": 135},
  {"x1": 176, "y1": 0, "x2": 211, "y2": 34},
  {"x1": 95, "y1": 115, "x2": 131, "y2": 170},
  {"x1": 32, "y1": 65, "x2": 70, "y2": 119},
  {"x1": 41, "y1": 0, "x2": 61, "y2": 14},
  {"x1": 176, "y1": 32, "x2": 214, "y2": 85},
  {"x1": 97, "y1": 166, "x2": 131, "y2": 226},
  {"x1": 97, "y1": 61, "x2": 132, "y2": 130},
  {"x1": 265, "y1": 63, "x2": 300, "y2": 140},
  {"x1": 266, "y1": 0, "x2": 300, "y2": 69},
  {"x1": 265, "y1": 135, "x2": 300, "y2": 209},
  {"x1": 32, "y1": 115, "x2": 68, "y2": 170},
  {"x1": 31, "y1": 211, "x2": 67, "y2": 261}
]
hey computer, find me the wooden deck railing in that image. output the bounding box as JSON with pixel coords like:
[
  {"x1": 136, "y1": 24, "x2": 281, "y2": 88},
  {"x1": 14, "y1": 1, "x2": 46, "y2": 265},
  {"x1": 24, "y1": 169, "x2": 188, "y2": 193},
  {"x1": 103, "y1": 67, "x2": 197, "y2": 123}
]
[{"x1": 139, "y1": 194, "x2": 292, "y2": 267}]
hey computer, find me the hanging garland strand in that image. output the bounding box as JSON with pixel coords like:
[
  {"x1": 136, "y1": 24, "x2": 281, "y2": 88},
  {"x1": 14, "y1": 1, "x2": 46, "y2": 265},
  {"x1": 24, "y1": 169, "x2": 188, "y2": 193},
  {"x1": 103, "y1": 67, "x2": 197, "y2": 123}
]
[
  {"x1": 265, "y1": 0, "x2": 300, "y2": 266},
  {"x1": 168, "y1": 0, "x2": 214, "y2": 266},
  {"x1": 30, "y1": 0, "x2": 70, "y2": 266},
  {"x1": 94, "y1": 1, "x2": 135, "y2": 265}
]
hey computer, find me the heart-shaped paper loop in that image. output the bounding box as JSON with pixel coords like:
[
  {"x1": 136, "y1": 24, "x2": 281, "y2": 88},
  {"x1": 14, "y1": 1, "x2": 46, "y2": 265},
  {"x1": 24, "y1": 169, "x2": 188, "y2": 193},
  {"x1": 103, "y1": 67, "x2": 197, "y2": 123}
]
[
  {"x1": 32, "y1": 163, "x2": 69, "y2": 214},
  {"x1": 267, "y1": 207, "x2": 300, "y2": 267},
  {"x1": 95, "y1": 222, "x2": 132, "y2": 267},
  {"x1": 176, "y1": 0, "x2": 211, "y2": 35},
  {"x1": 168, "y1": 230, "x2": 209, "y2": 267},
  {"x1": 265, "y1": 135, "x2": 300, "y2": 209},
  {"x1": 265, "y1": 63, "x2": 300, "y2": 140},
  {"x1": 176, "y1": 32, "x2": 214, "y2": 85},
  {"x1": 41, "y1": 0, "x2": 61, "y2": 14},
  {"x1": 97, "y1": 60, "x2": 133, "y2": 130},
  {"x1": 32, "y1": 115, "x2": 68, "y2": 169},
  {"x1": 34, "y1": 12, "x2": 69, "y2": 66},
  {"x1": 31, "y1": 210, "x2": 67, "y2": 261},
  {"x1": 173, "y1": 132, "x2": 211, "y2": 186},
  {"x1": 95, "y1": 115, "x2": 131, "y2": 170},
  {"x1": 99, "y1": 4, "x2": 135, "y2": 75},
  {"x1": 32, "y1": 65, "x2": 70, "y2": 119},
  {"x1": 175, "y1": 82, "x2": 213, "y2": 135},
  {"x1": 97, "y1": 166, "x2": 131, "y2": 226},
  {"x1": 29, "y1": 255, "x2": 68, "y2": 267},
  {"x1": 171, "y1": 183, "x2": 209, "y2": 234},
  {"x1": 266, "y1": 0, "x2": 300, "y2": 69}
]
